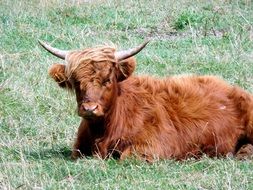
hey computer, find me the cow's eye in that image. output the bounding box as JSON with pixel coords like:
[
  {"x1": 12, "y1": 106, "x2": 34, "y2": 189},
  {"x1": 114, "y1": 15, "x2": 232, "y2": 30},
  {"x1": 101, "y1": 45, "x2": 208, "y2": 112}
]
[{"x1": 102, "y1": 79, "x2": 111, "y2": 86}]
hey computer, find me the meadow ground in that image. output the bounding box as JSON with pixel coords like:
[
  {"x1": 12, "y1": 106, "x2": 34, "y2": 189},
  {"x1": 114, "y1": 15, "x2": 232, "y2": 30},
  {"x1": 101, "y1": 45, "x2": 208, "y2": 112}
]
[{"x1": 1, "y1": 0, "x2": 253, "y2": 189}]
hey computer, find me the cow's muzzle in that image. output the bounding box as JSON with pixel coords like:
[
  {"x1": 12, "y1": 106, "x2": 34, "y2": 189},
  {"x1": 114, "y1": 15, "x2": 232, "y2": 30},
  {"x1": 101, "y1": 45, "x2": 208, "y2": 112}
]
[{"x1": 79, "y1": 102, "x2": 104, "y2": 118}]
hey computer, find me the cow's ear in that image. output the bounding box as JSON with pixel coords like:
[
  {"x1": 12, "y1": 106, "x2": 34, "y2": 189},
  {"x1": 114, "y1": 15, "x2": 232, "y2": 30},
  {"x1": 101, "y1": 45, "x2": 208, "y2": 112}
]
[
  {"x1": 48, "y1": 64, "x2": 72, "y2": 89},
  {"x1": 117, "y1": 57, "x2": 136, "y2": 81}
]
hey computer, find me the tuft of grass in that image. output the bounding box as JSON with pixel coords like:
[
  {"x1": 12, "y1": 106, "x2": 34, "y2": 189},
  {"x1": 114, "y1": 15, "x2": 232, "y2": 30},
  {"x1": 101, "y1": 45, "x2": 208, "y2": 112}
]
[
  {"x1": 1, "y1": 0, "x2": 253, "y2": 189},
  {"x1": 173, "y1": 10, "x2": 204, "y2": 30}
]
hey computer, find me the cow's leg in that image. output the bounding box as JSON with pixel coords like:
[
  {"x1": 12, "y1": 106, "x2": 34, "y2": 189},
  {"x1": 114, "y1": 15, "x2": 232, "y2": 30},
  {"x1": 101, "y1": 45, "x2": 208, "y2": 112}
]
[
  {"x1": 71, "y1": 119, "x2": 92, "y2": 159},
  {"x1": 119, "y1": 146, "x2": 132, "y2": 160},
  {"x1": 242, "y1": 98, "x2": 253, "y2": 157},
  {"x1": 238, "y1": 107, "x2": 253, "y2": 159},
  {"x1": 92, "y1": 138, "x2": 109, "y2": 159},
  {"x1": 230, "y1": 87, "x2": 253, "y2": 158},
  {"x1": 235, "y1": 144, "x2": 253, "y2": 159},
  {"x1": 246, "y1": 109, "x2": 253, "y2": 144}
]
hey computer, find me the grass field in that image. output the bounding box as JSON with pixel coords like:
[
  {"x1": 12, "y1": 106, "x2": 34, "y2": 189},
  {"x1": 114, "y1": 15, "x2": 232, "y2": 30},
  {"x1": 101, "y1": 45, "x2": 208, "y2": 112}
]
[{"x1": 1, "y1": 0, "x2": 253, "y2": 189}]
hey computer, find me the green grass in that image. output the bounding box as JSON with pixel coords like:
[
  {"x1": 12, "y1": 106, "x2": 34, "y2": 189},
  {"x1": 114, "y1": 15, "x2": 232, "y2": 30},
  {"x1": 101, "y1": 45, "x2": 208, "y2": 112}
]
[{"x1": 1, "y1": 0, "x2": 253, "y2": 189}]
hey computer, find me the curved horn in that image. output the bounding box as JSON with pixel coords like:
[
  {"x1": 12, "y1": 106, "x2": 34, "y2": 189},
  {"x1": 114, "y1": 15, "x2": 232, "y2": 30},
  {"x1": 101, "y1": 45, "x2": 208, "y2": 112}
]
[
  {"x1": 38, "y1": 40, "x2": 70, "y2": 60},
  {"x1": 115, "y1": 40, "x2": 150, "y2": 61}
]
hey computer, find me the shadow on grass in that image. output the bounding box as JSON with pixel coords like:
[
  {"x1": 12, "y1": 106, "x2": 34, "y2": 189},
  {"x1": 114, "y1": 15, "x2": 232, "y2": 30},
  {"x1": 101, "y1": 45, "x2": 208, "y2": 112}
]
[{"x1": 24, "y1": 146, "x2": 73, "y2": 161}]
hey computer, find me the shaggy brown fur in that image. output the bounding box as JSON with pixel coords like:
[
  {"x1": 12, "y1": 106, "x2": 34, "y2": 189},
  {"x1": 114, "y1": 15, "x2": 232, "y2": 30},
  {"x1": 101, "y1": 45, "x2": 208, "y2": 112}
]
[{"x1": 48, "y1": 46, "x2": 253, "y2": 161}]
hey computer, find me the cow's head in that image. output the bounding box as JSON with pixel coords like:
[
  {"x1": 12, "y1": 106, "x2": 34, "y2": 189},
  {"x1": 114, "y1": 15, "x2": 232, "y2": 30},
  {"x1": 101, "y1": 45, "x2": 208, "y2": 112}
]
[{"x1": 39, "y1": 40, "x2": 148, "y2": 119}]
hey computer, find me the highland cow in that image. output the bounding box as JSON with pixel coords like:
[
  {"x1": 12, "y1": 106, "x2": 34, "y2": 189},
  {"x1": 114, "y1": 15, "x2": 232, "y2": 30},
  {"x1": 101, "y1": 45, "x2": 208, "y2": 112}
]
[{"x1": 39, "y1": 40, "x2": 253, "y2": 161}]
